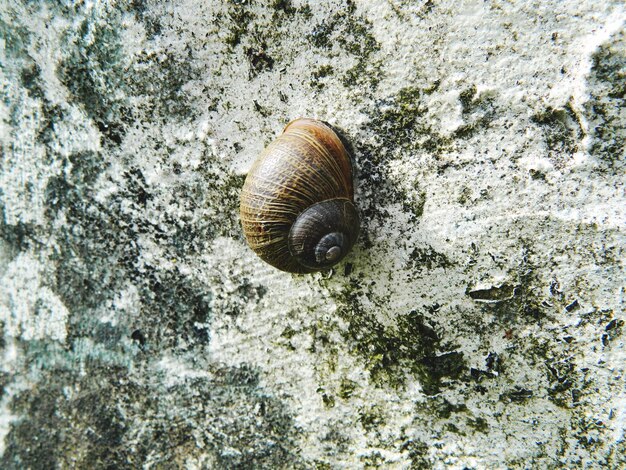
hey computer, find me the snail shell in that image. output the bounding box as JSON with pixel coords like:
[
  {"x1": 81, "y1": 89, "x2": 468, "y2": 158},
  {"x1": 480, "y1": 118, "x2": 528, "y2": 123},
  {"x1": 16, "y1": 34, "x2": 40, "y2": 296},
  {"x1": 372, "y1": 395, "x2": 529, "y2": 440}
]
[{"x1": 240, "y1": 118, "x2": 359, "y2": 273}]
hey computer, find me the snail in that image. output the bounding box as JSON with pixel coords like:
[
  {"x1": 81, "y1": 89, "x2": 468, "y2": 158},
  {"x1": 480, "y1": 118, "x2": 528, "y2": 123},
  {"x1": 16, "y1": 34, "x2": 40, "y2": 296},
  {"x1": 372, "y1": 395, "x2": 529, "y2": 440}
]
[{"x1": 240, "y1": 118, "x2": 359, "y2": 273}]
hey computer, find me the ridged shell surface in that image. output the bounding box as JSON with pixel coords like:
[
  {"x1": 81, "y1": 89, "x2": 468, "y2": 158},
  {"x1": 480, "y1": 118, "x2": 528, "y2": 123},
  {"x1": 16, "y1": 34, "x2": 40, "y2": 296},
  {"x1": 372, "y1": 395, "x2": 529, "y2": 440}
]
[
  {"x1": 239, "y1": 118, "x2": 355, "y2": 273},
  {"x1": 288, "y1": 198, "x2": 359, "y2": 270}
]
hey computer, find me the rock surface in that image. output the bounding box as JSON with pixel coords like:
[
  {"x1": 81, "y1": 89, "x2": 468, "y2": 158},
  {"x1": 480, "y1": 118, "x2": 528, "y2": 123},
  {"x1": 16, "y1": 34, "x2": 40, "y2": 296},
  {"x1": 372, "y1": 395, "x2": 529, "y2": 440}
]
[{"x1": 1, "y1": 1, "x2": 624, "y2": 468}]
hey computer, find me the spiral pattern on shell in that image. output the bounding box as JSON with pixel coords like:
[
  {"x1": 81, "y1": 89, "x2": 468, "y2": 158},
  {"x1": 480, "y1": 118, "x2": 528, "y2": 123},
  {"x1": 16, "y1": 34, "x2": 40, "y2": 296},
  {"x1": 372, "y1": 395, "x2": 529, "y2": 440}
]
[{"x1": 239, "y1": 118, "x2": 359, "y2": 273}]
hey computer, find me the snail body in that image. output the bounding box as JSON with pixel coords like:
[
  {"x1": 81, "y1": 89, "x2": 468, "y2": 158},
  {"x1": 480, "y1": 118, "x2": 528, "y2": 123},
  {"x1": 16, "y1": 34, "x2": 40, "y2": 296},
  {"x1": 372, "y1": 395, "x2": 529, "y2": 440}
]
[{"x1": 240, "y1": 118, "x2": 359, "y2": 273}]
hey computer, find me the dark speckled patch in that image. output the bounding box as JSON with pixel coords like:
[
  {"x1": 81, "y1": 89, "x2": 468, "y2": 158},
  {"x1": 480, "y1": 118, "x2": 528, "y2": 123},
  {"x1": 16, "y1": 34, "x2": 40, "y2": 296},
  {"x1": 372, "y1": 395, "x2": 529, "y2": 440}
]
[
  {"x1": 531, "y1": 103, "x2": 584, "y2": 168},
  {"x1": 307, "y1": 2, "x2": 382, "y2": 91},
  {"x1": 332, "y1": 286, "x2": 466, "y2": 392},
  {"x1": 1, "y1": 3, "x2": 277, "y2": 464},
  {"x1": 58, "y1": 15, "x2": 131, "y2": 144},
  {"x1": 454, "y1": 85, "x2": 497, "y2": 140},
  {"x1": 0, "y1": 206, "x2": 36, "y2": 256},
  {"x1": 353, "y1": 84, "x2": 446, "y2": 225},
  {"x1": 367, "y1": 85, "x2": 440, "y2": 155},
  {"x1": 466, "y1": 244, "x2": 549, "y2": 325},
  {"x1": 0, "y1": 322, "x2": 6, "y2": 401},
  {"x1": 42, "y1": 141, "x2": 238, "y2": 351},
  {"x1": 1, "y1": 362, "x2": 303, "y2": 469},
  {"x1": 1, "y1": 365, "x2": 128, "y2": 470},
  {"x1": 58, "y1": 4, "x2": 202, "y2": 131},
  {"x1": 585, "y1": 29, "x2": 626, "y2": 170},
  {"x1": 0, "y1": 16, "x2": 31, "y2": 59}
]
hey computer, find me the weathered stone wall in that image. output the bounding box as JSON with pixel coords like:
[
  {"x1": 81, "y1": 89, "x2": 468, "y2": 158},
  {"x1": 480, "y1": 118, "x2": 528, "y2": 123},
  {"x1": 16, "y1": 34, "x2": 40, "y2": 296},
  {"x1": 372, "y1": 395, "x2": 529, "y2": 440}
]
[{"x1": 1, "y1": 1, "x2": 624, "y2": 468}]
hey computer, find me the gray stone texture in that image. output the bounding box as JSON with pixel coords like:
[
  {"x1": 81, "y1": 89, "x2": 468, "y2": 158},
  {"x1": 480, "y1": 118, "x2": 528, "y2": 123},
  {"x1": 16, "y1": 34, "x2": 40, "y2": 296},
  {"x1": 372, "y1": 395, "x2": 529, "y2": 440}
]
[{"x1": 0, "y1": 1, "x2": 624, "y2": 468}]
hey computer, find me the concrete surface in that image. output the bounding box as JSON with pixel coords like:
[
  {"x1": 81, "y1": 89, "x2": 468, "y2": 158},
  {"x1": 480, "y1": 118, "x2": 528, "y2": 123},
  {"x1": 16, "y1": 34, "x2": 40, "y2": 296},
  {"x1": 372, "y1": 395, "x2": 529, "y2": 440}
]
[{"x1": 0, "y1": 0, "x2": 624, "y2": 468}]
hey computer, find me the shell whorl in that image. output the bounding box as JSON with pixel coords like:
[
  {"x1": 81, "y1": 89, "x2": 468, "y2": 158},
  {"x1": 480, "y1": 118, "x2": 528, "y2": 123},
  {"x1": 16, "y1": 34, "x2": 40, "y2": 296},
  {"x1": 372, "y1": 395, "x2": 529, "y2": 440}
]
[
  {"x1": 239, "y1": 118, "x2": 358, "y2": 273},
  {"x1": 288, "y1": 198, "x2": 359, "y2": 270}
]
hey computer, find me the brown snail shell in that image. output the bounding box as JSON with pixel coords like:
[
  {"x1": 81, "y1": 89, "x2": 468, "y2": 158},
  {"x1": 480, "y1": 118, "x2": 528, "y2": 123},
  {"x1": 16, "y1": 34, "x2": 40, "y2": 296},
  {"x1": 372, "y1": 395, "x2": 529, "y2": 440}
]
[{"x1": 239, "y1": 118, "x2": 359, "y2": 273}]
